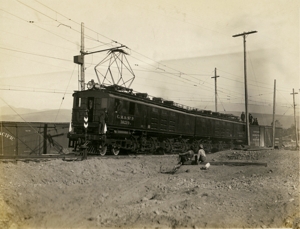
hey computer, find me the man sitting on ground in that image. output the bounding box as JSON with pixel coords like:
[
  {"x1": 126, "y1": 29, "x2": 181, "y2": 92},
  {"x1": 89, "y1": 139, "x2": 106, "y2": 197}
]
[
  {"x1": 174, "y1": 148, "x2": 195, "y2": 170},
  {"x1": 196, "y1": 144, "x2": 206, "y2": 164}
]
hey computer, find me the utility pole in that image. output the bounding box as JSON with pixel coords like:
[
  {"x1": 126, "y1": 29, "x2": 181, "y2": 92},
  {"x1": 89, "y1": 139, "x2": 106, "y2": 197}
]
[
  {"x1": 291, "y1": 88, "x2": 299, "y2": 149},
  {"x1": 272, "y1": 80, "x2": 276, "y2": 148},
  {"x1": 73, "y1": 23, "x2": 85, "y2": 91},
  {"x1": 232, "y1": 31, "x2": 257, "y2": 146},
  {"x1": 80, "y1": 22, "x2": 85, "y2": 91},
  {"x1": 211, "y1": 68, "x2": 219, "y2": 112}
]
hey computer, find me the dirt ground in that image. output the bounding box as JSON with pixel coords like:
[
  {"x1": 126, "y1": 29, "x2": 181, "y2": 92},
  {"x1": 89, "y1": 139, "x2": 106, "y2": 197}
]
[{"x1": 0, "y1": 149, "x2": 299, "y2": 229}]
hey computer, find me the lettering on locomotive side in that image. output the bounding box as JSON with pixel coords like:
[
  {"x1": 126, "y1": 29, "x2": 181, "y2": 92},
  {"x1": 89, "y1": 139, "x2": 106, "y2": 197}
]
[
  {"x1": 0, "y1": 132, "x2": 15, "y2": 141},
  {"x1": 116, "y1": 115, "x2": 134, "y2": 121},
  {"x1": 120, "y1": 120, "x2": 131, "y2": 125}
]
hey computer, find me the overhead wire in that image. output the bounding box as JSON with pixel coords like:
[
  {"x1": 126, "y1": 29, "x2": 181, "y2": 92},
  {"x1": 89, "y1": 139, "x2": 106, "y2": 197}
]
[
  {"x1": 0, "y1": 51, "x2": 73, "y2": 76},
  {"x1": 54, "y1": 64, "x2": 76, "y2": 122},
  {"x1": 11, "y1": 0, "x2": 299, "y2": 97},
  {"x1": 0, "y1": 8, "x2": 29, "y2": 22},
  {"x1": 9, "y1": 1, "x2": 255, "y2": 104},
  {"x1": 0, "y1": 87, "x2": 73, "y2": 95},
  {"x1": 1, "y1": 30, "x2": 77, "y2": 52},
  {"x1": 15, "y1": 0, "x2": 106, "y2": 46},
  {"x1": 5, "y1": 1, "x2": 297, "y2": 113},
  {"x1": 0, "y1": 46, "x2": 71, "y2": 62},
  {"x1": 32, "y1": 0, "x2": 115, "y2": 45},
  {"x1": 217, "y1": 93, "x2": 226, "y2": 112}
]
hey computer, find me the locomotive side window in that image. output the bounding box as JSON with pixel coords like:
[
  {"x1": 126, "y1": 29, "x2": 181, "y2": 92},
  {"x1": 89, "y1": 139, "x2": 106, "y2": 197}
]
[
  {"x1": 152, "y1": 107, "x2": 159, "y2": 113},
  {"x1": 101, "y1": 98, "x2": 108, "y2": 108},
  {"x1": 129, "y1": 102, "x2": 135, "y2": 115},
  {"x1": 115, "y1": 99, "x2": 123, "y2": 113},
  {"x1": 135, "y1": 103, "x2": 141, "y2": 116},
  {"x1": 161, "y1": 110, "x2": 168, "y2": 116}
]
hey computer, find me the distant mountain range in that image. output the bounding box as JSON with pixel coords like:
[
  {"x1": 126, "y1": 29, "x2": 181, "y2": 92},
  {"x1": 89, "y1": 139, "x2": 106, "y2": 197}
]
[
  {"x1": 0, "y1": 106, "x2": 297, "y2": 128},
  {"x1": 0, "y1": 106, "x2": 72, "y2": 123},
  {"x1": 229, "y1": 111, "x2": 297, "y2": 129}
]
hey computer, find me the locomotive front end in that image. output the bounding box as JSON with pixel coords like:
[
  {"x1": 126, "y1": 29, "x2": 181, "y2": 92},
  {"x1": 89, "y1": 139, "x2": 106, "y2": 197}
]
[{"x1": 67, "y1": 86, "x2": 109, "y2": 155}]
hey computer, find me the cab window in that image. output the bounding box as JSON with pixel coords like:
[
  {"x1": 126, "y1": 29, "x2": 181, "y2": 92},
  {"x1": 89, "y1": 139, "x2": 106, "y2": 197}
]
[{"x1": 74, "y1": 97, "x2": 81, "y2": 108}]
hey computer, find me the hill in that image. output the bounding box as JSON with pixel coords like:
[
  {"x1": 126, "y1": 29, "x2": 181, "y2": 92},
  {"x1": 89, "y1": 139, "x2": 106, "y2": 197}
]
[
  {"x1": 229, "y1": 111, "x2": 297, "y2": 129},
  {"x1": 0, "y1": 106, "x2": 71, "y2": 123}
]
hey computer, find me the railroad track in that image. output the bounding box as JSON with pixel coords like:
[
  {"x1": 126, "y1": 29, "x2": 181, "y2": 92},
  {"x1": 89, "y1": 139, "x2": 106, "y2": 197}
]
[
  {"x1": 0, "y1": 152, "x2": 179, "y2": 161},
  {"x1": 0, "y1": 153, "x2": 267, "y2": 167}
]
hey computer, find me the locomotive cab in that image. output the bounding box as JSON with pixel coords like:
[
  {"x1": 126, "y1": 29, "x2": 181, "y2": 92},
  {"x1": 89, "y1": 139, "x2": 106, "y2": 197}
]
[{"x1": 68, "y1": 89, "x2": 110, "y2": 155}]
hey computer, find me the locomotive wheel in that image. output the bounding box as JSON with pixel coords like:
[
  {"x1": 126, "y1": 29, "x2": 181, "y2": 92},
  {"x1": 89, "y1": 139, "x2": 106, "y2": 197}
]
[
  {"x1": 180, "y1": 139, "x2": 187, "y2": 152},
  {"x1": 148, "y1": 138, "x2": 157, "y2": 154},
  {"x1": 112, "y1": 147, "x2": 120, "y2": 155},
  {"x1": 156, "y1": 147, "x2": 165, "y2": 155},
  {"x1": 164, "y1": 140, "x2": 173, "y2": 154},
  {"x1": 99, "y1": 145, "x2": 107, "y2": 156}
]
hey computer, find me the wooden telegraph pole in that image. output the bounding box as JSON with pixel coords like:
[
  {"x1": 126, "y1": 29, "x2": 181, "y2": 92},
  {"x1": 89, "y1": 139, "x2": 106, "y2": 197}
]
[
  {"x1": 232, "y1": 31, "x2": 257, "y2": 146},
  {"x1": 291, "y1": 88, "x2": 299, "y2": 149},
  {"x1": 211, "y1": 68, "x2": 220, "y2": 112},
  {"x1": 272, "y1": 80, "x2": 276, "y2": 148},
  {"x1": 80, "y1": 22, "x2": 85, "y2": 91},
  {"x1": 73, "y1": 22, "x2": 85, "y2": 91}
]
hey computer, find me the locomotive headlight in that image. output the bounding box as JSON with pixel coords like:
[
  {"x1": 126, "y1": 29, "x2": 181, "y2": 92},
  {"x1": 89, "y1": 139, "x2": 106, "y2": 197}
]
[{"x1": 87, "y1": 80, "x2": 95, "y2": 89}]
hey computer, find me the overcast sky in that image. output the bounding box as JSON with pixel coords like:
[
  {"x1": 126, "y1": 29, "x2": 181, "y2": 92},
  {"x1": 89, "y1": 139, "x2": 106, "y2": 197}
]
[{"x1": 0, "y1": 0, "x2": 299, "y2": 117}]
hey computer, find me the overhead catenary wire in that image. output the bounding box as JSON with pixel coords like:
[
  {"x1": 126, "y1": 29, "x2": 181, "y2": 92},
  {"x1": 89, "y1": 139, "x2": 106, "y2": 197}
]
[
  {"x1": 2, "y1": 2, "x2": 270, "y2": 98},
  {"x1": 14, "y1": 1, "x2": 107, "y2": 46},
  {"x1": 0, "y1": 8, "x2": 79, "y2": 46},
  {"x1": 32, "y1": 0, "x2": 116, "y2": 44},
  {"x1": 0, "y1": 46, "x2": 72, "y2": 62},
  {"x1": 54, "y1": 64, "x2": 76, "y2": 122},
  {"x1": 2, "y1": 1, "x2": 296, "y2": 114}
]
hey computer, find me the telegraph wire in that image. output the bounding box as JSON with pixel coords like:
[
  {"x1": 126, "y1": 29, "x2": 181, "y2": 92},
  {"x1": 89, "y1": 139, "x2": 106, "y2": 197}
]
[
  {"x1": 115, "y1": 54, "x2": 215, "y2": 93},
  {"x1": 15, "y1": 0, "x2": 106, "y2": 46},
  {"x1": 11, "y1": 0, "x2": 300, "y2": 95},
  {"x1": 130, "y1": 49, "x2": 212, "y2": 84},
  {"x1": 217, "y1": 68, "x2": 294, "y2": 92},
  {"x1": 0, "y1": 51, "x2": 73, "y2": 76},
  {"x1": 5, "y1": 1, "x2": 296, "y2": 110},
  {"x1": 12, "y1": 0, "x2": 273, "y2": 103},
  {"x1": 0, "y1": 8, "x2": 29, "y2": 22},
  {"x1": 248, "y1": 51, "x2": 269, "y2": 125},
  {"x1": 32, "y1": 0, "x2": 116, "y2": 46},
  {"x1": 54, "y1": 64, "x2": 76, "y2": 122},
  {"x1": 130, "y1": 60, "x2": 211, "y2": 89},
  {"x1": 0, "y1": 97, "x2": 45, "y2": 137},
  {"x1": 0, "y1": 8, "x2": 78, "y2": 46},
  {"x1": 0, "y1": 87, "x2": 73, "y2": 95},
  {"x1": 127, "y1": 1, "x2": 230, "y2": 37},
  {"x1": 0, "y1": 46, "x2": 71, "y2": 62},
  {"x1": 1, "y1": 30, "x2": 76, "y2": 52},
  {"x1": 217, "y1": 93, "x2": 226, "y2": 112}
]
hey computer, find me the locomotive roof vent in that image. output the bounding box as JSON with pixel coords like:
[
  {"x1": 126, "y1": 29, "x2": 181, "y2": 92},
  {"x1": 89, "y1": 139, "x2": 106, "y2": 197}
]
[
  {"x1": 153, "y1": 97, "x2": 163, "y2": 103},
  {"x1": 212, "y1": 112, "x2": 221, "y2": 116},
  {"x1": 203, "y1": 110, "x2": 212, "y2": 115},
  {"x1": 136, "y1": 93, "x2": 148, "y2": 98},
  {"x1": 164, "y1": 100, "x2": 174, "y2": 106},
  {"x1": 106, "y1": 84, "x2": 133, "y2": 93}
]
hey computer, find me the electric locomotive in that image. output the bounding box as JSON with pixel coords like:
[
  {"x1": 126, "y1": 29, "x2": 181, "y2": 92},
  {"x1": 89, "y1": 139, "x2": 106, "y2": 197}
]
[
  {"x1": 67, "y1": 80, "x2": 246, "y2": 155},
  {"x1": 68, "y1": 48, "x2": 246, "y2": 155}
]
